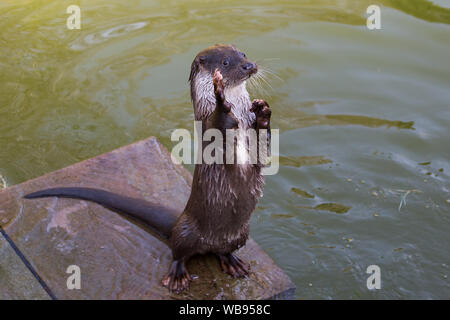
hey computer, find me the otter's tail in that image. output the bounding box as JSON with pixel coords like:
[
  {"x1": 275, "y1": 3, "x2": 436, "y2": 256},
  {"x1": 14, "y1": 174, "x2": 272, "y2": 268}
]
[{"x1": 24, "y1": 187, "x2": 178, "y2": 239}]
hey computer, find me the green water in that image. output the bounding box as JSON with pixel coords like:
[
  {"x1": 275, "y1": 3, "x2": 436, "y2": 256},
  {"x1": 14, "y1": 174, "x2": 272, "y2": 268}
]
[{"x1": 1, "y1": 0, "x2": 449, "y2": 299}]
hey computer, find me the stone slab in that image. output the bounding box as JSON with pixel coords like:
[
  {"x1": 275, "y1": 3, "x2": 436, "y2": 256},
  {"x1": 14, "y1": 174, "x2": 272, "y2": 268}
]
[
  {"x1": 0, "y1": 137, "x2": 295, "y2": 299},
  {"x1": 0, "y1": 235, "x2": 51, "y2": 300}
]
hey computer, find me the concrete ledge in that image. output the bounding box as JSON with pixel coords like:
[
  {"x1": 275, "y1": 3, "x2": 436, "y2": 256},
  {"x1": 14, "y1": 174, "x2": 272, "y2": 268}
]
[{"x1": 0, "y1": 137, "x2": 295, "y2": 299}]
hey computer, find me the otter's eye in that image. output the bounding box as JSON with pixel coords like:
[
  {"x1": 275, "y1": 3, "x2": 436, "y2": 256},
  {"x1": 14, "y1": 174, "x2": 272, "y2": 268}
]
[
  {"x1": 223, "y1": 59, "x2": 229, "y2": 66},
  {"x1": 241, "y1": 52, "x2": 246, "y2": 58}
]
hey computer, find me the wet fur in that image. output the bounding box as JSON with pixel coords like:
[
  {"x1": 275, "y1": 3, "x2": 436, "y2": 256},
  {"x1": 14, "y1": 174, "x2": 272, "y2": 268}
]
[
  {"x1": 171, "y1": 45, "x2": 265, "y2": 261},
  {"x1": 24, "y1": 44, "x2": 270, "y2": 293}
]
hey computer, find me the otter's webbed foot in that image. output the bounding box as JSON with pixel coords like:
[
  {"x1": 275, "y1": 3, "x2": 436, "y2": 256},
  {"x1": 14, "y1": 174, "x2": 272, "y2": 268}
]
[
  {"x1": 218, "y1": 253, "x2": 250, "y2": 278},
  {"x1": 162, "y1": 260, "x2": 192, "y2": 293},
  {"x1": 251, "y1": 99, "x2": 271, "y2": 130}
]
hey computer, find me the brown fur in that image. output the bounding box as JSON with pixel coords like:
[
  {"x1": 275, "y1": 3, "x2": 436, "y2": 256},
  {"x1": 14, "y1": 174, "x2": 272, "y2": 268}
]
[
  {"x1": 24, "y1": 44, "x2": 271, "y2": 293},
  {"x1": 162, "y1": 45, "x2": 269, "y2": 292}
]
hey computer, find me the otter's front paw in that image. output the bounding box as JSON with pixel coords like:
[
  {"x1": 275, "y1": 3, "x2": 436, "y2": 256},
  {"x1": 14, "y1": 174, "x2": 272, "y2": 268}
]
[
  {"x1": 251, "y1": 99, "x2": 271, "y2": 129},
  {"x1": 213, "y1": 69, "x2": 232, "y2": 113}
]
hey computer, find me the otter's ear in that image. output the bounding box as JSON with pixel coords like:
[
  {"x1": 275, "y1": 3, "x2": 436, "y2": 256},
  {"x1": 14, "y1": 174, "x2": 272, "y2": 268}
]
[{"x1": 189, "y1": 56, "x2": 205, "y2": 82}]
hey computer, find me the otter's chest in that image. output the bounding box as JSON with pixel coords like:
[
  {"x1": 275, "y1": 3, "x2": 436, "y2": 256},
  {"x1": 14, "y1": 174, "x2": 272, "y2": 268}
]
[{"x1": 199, "y1": 163, "x2": 264, "y2": 209}]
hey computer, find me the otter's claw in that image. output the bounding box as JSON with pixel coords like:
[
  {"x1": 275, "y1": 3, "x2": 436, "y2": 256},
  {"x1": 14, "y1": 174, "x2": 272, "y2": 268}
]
[
  {"x1": 162, "y1": 260, "x2": 192, "y2": 293},
  {"x1": 218, "y1": 253, "x2": 250, "y2": 278},
  {"x1": 251, "y1": 99, "x2": 271, "y2": 130}
]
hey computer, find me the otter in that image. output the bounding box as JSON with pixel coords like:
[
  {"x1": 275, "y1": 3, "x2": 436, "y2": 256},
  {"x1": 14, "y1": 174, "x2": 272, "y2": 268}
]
[{"x1": 24, "y1": 44, "x2": 272, "y2": 293}]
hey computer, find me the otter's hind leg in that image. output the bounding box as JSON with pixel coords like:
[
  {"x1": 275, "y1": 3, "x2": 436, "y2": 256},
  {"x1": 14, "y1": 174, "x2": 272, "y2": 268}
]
[
  {"x1": 162, "y1": 259, "x2": 192, "y2": 293},
  {"x1": 217, "y1": 253, "x2": 250, "y2": 278}
]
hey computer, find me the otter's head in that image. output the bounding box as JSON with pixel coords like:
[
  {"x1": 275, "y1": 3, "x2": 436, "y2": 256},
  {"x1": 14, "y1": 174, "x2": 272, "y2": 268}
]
[{"x1": 189, "y1": 44, "x2": 257, "y2": 102}]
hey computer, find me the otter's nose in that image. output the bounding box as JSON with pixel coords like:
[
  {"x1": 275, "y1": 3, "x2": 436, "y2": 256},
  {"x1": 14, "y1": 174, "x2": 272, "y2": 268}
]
[{"x1": 242, "y1": 62, "x2": 257, "y2": 72}]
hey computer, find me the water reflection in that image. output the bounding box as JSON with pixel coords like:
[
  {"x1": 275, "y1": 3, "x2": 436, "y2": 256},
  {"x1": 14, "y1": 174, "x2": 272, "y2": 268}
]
[{"x1": 1, "y1": 0, "x2": 449, "y2": 299}]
